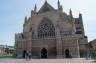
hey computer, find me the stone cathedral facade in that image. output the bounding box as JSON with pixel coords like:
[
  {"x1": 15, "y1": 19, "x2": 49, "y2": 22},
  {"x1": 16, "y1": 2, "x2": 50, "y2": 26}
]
[{"x1": 15, "y1": 1, "x2": 89, "y2": 58}]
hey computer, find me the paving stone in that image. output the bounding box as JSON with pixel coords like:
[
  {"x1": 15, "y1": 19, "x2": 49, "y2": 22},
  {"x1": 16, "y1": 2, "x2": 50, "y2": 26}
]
[{"x1": 0, "y1": 58, "x2": 93, "y2": 63}]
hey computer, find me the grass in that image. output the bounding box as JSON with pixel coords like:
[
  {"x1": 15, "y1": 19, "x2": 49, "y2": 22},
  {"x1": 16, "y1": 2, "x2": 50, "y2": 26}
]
[
  {"x1": 0, "y1": 54, "x2": 13, "y2": 57},
  {"x1": 92, "y1": 60, "x2": 96, "y2": 63}
]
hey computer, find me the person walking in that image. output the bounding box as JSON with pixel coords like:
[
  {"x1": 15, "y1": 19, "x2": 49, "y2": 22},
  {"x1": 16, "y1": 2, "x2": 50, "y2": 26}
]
[
  {"x1": 29, "y1": 52, "x2": 32, "y2": 60},
  {"x1": 25, "y1": 51, "x2": 29, "y2": 61}
]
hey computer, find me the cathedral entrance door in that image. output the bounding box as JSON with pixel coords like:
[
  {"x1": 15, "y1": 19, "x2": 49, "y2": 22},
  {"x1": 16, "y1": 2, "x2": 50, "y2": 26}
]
[
  {"x1": 41, "y1": 48, "x2": 47, "y2": 58},
  {"x1": 23, "y1": 50, "x2": 26, "y2": 58},
  {"x1": 65, "y1": 49, "x2": 70, "y2": 58}
]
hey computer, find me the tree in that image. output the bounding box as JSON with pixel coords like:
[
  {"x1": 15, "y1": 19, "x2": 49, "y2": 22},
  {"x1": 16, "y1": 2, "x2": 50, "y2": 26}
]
[{"x1": 5, "y1": 48, "x2": 9, "y2": 54}]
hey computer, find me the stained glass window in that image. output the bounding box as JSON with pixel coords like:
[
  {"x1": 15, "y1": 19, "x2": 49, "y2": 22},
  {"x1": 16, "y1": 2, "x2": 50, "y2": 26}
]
[{"x1": 38, "y1": 18, "x2": 55, "y2": 38}]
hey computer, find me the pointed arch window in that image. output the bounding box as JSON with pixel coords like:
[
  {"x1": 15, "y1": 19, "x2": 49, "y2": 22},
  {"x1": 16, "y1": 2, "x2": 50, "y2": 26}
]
[{"x1": 38, "y1": 18, "x2": 55, "y2": 38}]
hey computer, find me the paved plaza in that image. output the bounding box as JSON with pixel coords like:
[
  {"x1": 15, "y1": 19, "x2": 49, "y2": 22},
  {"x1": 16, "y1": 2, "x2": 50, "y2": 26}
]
[{"x1": 0, "y1": 58, "x2": 93, "y2": 63}]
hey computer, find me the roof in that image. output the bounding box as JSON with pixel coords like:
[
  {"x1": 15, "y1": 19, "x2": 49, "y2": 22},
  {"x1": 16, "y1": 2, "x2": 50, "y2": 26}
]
[
  {"x1": 0, "y1": 45, "x2": 14, "y2": 49},
  {"x1": 38, "y1": 1, "x2": 55, "y2": 13},
  {"x1": 90, "y1": 39, "x2": 96, "y2": 43}
]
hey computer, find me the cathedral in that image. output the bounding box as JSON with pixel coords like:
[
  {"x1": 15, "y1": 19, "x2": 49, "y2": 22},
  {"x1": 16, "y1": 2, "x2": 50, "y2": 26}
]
[{"x1": 15, "y1": 0, "x2": 89, "y2": 58}]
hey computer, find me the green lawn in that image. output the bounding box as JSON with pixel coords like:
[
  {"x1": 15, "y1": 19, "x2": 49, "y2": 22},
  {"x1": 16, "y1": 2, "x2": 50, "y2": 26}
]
[
  {"x1": 0, "y1": 54, "x2": 13, "y2": 57},
  {"x1": 92, "y1": 60, "x2": 96, "y2": 63}
]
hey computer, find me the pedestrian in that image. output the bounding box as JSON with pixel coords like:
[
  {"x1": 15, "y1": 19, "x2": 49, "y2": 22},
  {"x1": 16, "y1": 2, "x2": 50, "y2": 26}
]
[
  {"x1": 25, "y1": 51, "x2": 29, "y2": 61},
  {"x1": 29, "y1": 52, "x2": 32, "y2": 60}
]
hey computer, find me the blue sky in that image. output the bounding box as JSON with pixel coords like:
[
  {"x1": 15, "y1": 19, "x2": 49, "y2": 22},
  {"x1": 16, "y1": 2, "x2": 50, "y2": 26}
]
[{"x1": 0, "y1": 0, "x2": 96, "y2": 46}]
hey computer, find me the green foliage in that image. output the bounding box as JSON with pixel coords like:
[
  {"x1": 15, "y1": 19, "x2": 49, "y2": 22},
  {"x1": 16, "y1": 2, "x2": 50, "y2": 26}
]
[
  {"x1": 5, "y1": 48, "x2": 9, "y2": 53},
  {"x1": 93, "y1": 46, "x2": 96, "y2": 51},
  {"x1": 5, "y1": 48, "x2": 14, "y2": 54},
  {"x1": 92, "y1": 60, "x2": 96, "y2": 63}
]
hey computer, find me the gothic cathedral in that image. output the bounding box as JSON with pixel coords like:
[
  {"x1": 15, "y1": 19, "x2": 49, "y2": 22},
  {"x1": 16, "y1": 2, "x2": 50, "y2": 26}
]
[{"x1": 15, "y1": 0, "x2": 89, "y2": 58}]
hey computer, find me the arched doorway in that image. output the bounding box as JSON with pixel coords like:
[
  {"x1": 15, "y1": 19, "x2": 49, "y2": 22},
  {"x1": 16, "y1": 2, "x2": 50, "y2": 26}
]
[
  {"x1": 41, "y1": 48, "x2": 47, "y2": 58},
  {"x1": 22, "y1": 50, "x2": 26, "y2": 58},
  {"x1": 65, "y1": 49, "x2": 70, "y2": 58}
]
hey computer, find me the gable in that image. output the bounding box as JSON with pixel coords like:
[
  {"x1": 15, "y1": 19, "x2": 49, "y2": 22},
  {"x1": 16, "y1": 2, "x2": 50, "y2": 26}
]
[{"x1": 38, "y1": 1, "x2": 55, "y2": 13}]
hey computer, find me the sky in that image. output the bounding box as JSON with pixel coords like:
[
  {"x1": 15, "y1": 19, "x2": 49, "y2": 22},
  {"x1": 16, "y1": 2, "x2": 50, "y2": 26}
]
[{"x1": 0, "y1": 0, "x2": 96, "y2": 46}]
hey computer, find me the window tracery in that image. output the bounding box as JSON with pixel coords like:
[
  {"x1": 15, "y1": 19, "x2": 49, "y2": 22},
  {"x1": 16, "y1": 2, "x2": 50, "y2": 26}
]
[{"x1": 38, "y1": 18, "x2": 55, "y2": 38}]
